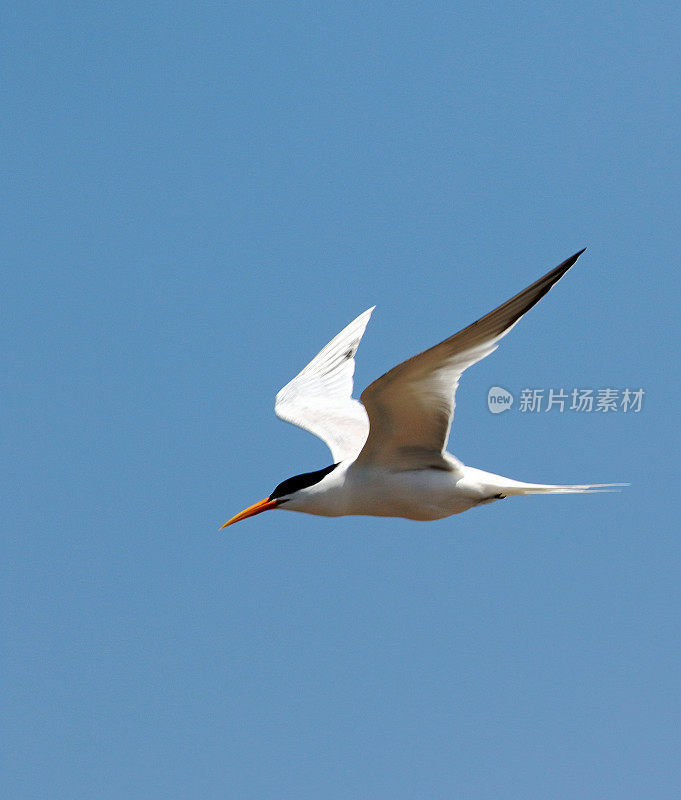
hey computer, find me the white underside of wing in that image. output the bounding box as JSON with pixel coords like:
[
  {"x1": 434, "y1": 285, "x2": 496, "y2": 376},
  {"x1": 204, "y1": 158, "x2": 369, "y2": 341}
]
[{"x1": 275, "y1": 307, "x2": 374, "y2": 463}]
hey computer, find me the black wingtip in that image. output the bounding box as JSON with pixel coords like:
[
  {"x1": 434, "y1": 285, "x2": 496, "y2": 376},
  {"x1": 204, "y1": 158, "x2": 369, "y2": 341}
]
[
  {"x1": 552, "y1": 248, "x2": 587, "y2": 278},
  {"x1": 565, "y1": 247, "x2": 587, "y2": 265}
]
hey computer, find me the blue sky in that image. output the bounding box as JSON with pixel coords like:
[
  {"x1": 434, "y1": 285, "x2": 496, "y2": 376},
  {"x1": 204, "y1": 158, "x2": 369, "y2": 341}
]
[{"x1": 4, "y1": 2, "x2": 679, "y2": 797}]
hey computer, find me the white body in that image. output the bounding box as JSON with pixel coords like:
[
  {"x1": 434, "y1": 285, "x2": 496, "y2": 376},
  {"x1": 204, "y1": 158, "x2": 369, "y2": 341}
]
[{"x1": 284, "y1": 459, "x2": 495, "y2": 520}]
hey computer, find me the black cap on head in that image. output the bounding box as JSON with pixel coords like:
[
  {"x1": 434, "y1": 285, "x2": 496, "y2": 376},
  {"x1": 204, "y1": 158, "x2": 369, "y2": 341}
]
[{"x1": 269, "y1": 463, "x2": 339, "y2": 501}]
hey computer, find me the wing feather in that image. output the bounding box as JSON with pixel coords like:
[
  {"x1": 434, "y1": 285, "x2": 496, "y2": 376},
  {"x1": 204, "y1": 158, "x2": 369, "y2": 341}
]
[
  {"x1": 356, "y1": 251, "x2": 585, "y2": 470},
  {"x1": 275, "y1": 307, "x2": 374, "y2": 462}
]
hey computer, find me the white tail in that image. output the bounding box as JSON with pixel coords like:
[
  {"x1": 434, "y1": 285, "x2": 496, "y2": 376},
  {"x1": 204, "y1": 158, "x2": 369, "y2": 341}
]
[{"x1": 499, "y1": 482, "x2": 628, "y2": 496}]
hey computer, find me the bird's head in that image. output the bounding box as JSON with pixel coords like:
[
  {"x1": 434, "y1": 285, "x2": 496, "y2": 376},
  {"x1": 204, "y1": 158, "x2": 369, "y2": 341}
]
[{"x1": 220, "y1": 463, "x2": 339, "y2": 528}]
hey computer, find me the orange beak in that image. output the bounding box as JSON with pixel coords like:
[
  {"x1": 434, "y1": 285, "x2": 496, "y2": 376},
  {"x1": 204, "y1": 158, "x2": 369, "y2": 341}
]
[{"x1": 220, "y1": 497, "x2": 282, "y2": 528}]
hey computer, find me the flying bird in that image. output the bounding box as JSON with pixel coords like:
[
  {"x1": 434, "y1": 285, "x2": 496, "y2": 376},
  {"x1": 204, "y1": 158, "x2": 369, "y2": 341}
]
[{"x1": 223, "y1": 250, "x2": 622, "y2": 527}]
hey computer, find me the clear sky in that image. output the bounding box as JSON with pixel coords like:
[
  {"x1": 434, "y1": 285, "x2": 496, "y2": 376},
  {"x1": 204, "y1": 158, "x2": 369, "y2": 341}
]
[{"x1": 4, "y1": 2, "x2": 679, "y2": 798}]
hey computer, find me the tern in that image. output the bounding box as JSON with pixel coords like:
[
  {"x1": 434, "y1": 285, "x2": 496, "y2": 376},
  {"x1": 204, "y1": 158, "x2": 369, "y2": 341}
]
[{"x1": 223, "y1": 250, "x2": 622, "y2": 527}]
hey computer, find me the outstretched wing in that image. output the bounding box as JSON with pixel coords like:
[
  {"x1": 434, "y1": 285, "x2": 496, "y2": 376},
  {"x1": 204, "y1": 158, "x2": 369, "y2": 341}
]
[
  {"x1": 275, "y1": 307, "x2": 375, "y2": 462},
  {"x1": 356, "y1": 251, "x2": 585, "y2": 470}
]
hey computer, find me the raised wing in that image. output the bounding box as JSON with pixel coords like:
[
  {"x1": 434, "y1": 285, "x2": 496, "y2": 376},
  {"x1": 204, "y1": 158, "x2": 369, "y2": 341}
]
[
  {"x1": 356, "y1": 251, "x2": 585, "y2": 470},
  {"x1": 275, "y1": 307, "x2": 375, "y2": 462}
]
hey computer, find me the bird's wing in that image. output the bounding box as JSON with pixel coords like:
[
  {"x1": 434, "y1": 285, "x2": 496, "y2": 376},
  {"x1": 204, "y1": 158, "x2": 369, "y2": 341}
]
[
  {"x1": 356, "y1": 251, "x2": 585, "y2": 471},
  {"x1": 275, "y1": 307, "x2": 375, "y2": 462}
]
